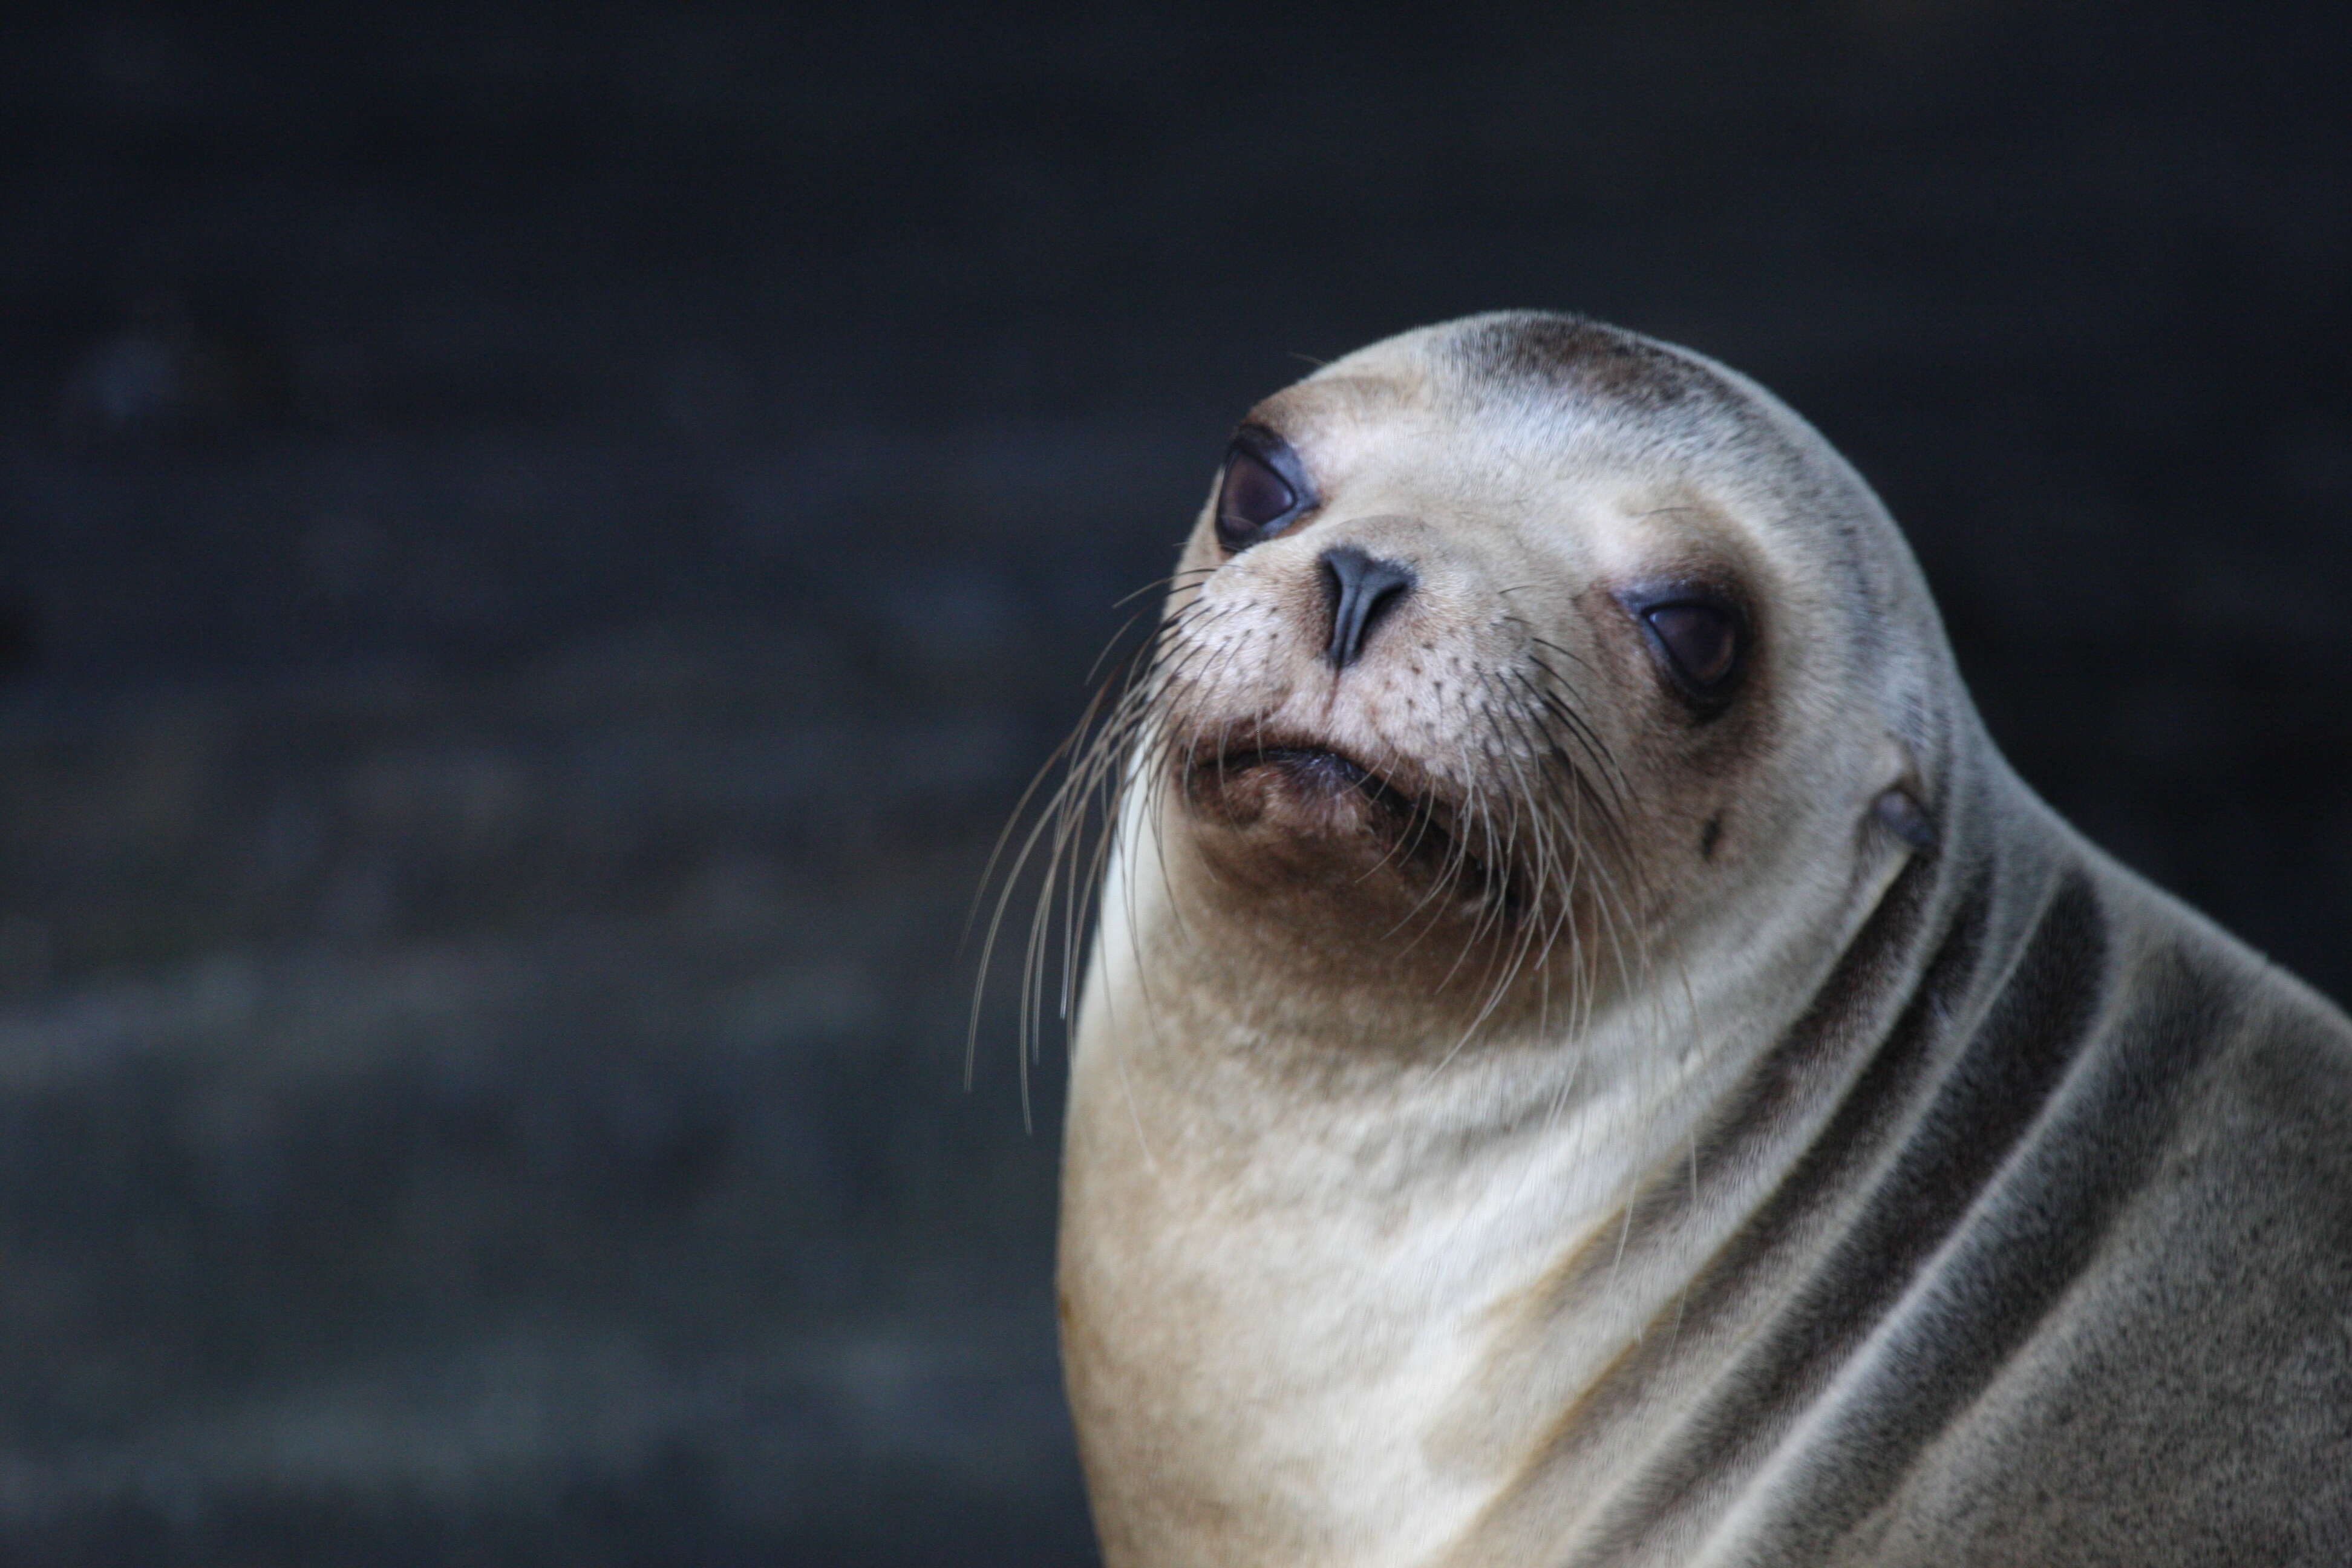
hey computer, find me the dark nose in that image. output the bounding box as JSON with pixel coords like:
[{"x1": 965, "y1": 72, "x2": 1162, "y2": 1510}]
[{"x1": 1318, "y1": 546, "x2": 1416, "y2": 670}]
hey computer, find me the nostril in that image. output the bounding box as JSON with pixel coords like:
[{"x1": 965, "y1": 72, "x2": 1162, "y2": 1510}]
[{"x1": 1318, "y1": 546, "x2": 1417, "y2": 670}]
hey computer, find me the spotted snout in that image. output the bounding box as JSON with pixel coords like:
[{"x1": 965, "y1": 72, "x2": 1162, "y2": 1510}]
[{"x1": 1193, "y1": 512, "x2": 1499, "y2": 691}]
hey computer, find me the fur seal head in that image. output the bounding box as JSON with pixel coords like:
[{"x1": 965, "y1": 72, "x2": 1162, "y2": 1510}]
[{"x1": 1123, "y1": 312, "x2": 1955, "y2": 1052}]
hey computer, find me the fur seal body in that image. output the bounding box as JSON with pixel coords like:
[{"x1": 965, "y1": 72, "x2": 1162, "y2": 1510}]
[{"x1": 1050, "y1": 314, "x2": 2352, "y2": 1566}]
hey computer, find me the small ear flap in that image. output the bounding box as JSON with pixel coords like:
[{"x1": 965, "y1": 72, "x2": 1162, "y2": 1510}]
[{"x1": 1873, "y1": 787, "x2": 1939, "y2": 855}]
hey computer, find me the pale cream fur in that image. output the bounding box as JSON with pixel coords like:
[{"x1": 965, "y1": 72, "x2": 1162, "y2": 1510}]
[{"x1": 1058, "y1": 318, "x2": 1945, "y2": 1567}]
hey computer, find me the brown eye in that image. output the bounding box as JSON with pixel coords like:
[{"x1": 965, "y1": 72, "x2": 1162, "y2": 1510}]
[
  {"x1": 1644, "y1": 601, "x2": 1739, "y2": 690},
  {"x1": 1214, "y1": 432, "x2": 1310, "y2": 552}
]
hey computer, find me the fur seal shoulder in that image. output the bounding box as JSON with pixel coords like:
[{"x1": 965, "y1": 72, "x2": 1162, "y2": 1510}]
[{"x1": 1050, "y1": 312, "x2": 2352, "y2": 1566}]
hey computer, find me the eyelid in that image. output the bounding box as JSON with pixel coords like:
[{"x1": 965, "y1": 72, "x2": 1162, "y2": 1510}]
[
  {"x1": 1216, "y1": 425, "x2": 1318, "y2": 548},
  {"x1": 1233, "y1": 426, "x2": 1312, "y2": 489},
  {"x1": 1618, "y1": 583, "x2": 1749, "y2": 708},
  {"x1": 1619, "y1": 583, "x2": 1743, "y2": 624},
  {"x1": 1645, "y1": 604, "x2": 1736, "y2": 684},
  {"x1": 1224, "y1": 446, "x2": 1295, "y2": 508}
]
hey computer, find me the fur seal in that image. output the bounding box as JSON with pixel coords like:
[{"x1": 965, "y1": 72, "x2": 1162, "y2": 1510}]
[{"x1": 1043, "y1": 313, "x2": 2352, "y2": 1566}]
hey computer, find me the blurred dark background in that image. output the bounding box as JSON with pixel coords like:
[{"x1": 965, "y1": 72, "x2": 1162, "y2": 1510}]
[{"x1": 2, "y1": 2, "x2": 2350, "y2": 1562}]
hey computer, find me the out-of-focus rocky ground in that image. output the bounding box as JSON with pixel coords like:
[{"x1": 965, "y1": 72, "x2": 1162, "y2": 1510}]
[{"x1": 3, "y1": 2, "x2": 2351, "y2": 1562}]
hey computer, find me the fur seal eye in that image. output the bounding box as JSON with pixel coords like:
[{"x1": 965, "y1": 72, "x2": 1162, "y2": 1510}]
[
  {"x1": 1641, "y1": 599, "x2": 1741, "y2": 694},
  {"x1": 1215, "y1": 430, "x2": 1313, "y2": 552}
]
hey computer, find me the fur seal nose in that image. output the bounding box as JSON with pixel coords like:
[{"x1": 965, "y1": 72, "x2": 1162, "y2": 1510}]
[{"x1": 1318, "y1": 546, "x2": 1416, "y2": 670}]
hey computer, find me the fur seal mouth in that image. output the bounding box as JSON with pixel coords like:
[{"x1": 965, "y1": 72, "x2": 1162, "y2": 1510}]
[
  {"x1": 1177, "y1": 738, "x2": 1518, "y2": 909},
  {"x1": 1181, "y1": 740, "x2": 1429, "y2": 822},
  {"x1": 1205, "y1": 744, "x2": 1390, "y2": 800}
]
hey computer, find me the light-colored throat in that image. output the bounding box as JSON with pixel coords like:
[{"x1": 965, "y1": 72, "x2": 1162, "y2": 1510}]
[{"x1": 1056, "y1": 799, "x2": 1914, "y2": 1568}]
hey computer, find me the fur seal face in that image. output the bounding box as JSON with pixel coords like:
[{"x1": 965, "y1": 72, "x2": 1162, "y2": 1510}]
[{"x1": 1133, "y1": 313, "x2": 1945, "y2": 1045}]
